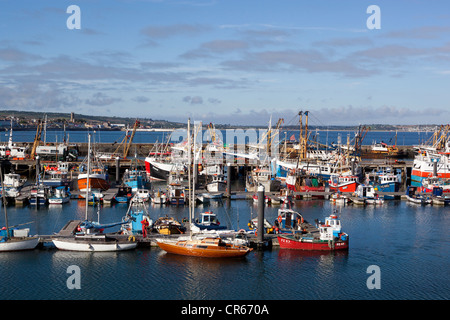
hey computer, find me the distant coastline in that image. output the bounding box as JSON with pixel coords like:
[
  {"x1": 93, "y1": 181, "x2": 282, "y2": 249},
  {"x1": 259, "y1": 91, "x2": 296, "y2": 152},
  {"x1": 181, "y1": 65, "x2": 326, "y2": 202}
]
[{"x1": 0, "y1": 109, "x2": 445, "y2": 132}]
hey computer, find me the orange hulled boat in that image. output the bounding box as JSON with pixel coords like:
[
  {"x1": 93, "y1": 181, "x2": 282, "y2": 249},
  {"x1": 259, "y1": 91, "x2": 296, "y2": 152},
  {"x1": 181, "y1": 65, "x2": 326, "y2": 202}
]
[
  {"x1": 156, "y1": 237, "x2": 252, "y2": 258},
  {"x1": 156, "y1": 119, "x2": 252, "y2": 259}
]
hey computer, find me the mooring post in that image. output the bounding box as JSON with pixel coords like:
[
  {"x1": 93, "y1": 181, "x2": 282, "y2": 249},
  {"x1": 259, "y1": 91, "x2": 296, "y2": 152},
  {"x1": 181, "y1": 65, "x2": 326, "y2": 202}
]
[
  {"x1": 35, "y1": 156, "x2": 40, "y2": 180},
  {"x1": 257, "y1": 184, "x2": 265, "y2": 249},
  {"x1": 115, "y1": 156, "x2": 120, "y2": 185},
  {"x1": 226, "y1": 163, "x2": 232, "y2": 197}
]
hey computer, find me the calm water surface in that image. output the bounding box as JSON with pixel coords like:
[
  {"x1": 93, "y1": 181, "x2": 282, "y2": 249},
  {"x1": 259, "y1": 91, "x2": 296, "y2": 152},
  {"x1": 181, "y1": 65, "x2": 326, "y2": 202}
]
[{"x1": 0, "y1": 196, "x2": 448, "y2": 300}]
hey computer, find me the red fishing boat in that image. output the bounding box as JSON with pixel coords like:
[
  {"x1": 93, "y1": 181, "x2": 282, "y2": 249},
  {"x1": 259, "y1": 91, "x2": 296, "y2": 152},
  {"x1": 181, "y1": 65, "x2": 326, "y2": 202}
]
[
  {"x1": 328, "y1": 174, "x2": 360, "y2": 193},
  {"x1": 277, "y1": 213, "x2": 349, "y2": 251}
]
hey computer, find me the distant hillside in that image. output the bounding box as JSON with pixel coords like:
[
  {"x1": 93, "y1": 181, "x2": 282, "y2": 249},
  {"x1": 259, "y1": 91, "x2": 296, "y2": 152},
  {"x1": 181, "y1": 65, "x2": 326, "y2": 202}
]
[
  {"x1": 0, "y1": 110, "x2": 185, "y2": 129},
  {"x1": 0, "y1": 110, "x2": 444, "y2": 131}
]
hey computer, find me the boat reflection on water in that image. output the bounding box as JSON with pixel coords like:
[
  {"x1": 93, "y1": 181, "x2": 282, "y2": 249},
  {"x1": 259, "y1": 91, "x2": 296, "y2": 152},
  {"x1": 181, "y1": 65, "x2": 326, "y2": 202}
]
[{"x1": 276, "y1": 248, "x2": 349, "y2": 260}]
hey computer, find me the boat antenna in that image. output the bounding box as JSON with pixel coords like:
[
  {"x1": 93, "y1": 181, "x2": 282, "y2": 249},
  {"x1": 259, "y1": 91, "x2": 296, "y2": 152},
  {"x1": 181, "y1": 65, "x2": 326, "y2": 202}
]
[
  {"x1": 0, "y1": 164, "x2": 10, "y2": 238},
  {"x1": 85, "y1": 133, "x2": 91, "y2": 221}
]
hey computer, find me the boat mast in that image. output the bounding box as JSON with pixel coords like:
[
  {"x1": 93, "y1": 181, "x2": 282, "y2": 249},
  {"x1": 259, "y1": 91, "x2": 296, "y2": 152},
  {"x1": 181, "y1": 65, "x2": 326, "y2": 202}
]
[
  {"x1": 0, "y1": 165, "x2": 10, "y2": 238},
  {"x1": 187, "y1": 119, "x2": 192, "y2": 240},
  {"x1": 85, "y1": 133, "x2": 91, "y2": 221}
]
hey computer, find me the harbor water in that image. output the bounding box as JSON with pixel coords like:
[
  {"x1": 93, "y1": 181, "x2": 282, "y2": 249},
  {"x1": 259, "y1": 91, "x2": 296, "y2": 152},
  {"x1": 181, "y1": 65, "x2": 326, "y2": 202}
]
[
  {"x1": 2, "y1": 129, "x2": 439, "y2": 146},
  {"x1": 0, "y1": 194, "x2": 448, "y2": 300}
]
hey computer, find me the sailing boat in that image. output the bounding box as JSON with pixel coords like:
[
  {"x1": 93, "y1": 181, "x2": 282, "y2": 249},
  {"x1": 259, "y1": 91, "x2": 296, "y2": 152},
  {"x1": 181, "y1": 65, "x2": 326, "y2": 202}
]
[
  {"x1": 0, "y1": 166, "x2": 39, "y2": 251},
  {"x1": 52, "y1": 134, "x2": 137, "y2": 252},
  {"x1": 156, "y1": 120, "x2": 252, "y2": 258}
]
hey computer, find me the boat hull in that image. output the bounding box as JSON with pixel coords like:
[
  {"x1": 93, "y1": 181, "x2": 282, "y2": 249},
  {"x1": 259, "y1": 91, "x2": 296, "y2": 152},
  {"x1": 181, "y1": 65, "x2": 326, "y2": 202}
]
[
  {"x1": 329, "y1": 182, "x2": 358, "y2": 193},
  {"x1": 0, "y1": 237, "x2": 40, "y2": 251},
  {"x1": 157, "y1": 240, "x2": 251, "y2": 258},
  {"x1": 206, "y1": 181, "x2": 226, "y2": 192},
  {"x1": 48, "y1": 197, "x2": 70, "y2": 204},
  {"x1": 77, "y1": 174, "x2": 110, "y2": 192},
  {"x1": 277, "y1": 235, "x2": 349, "y2": 251},
  {"x1": 52, "y1": 237, "x2": 137, "y2": 252}
]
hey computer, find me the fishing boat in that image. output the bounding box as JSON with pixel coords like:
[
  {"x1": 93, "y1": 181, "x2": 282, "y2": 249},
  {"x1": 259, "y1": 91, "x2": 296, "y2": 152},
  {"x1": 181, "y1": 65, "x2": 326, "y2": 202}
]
[
  {"x1": 156, "y1": 119, "x2": 252, "y2": 258},
  {"x1": 0, "y1": 167, "x2": 39, "y2": 251},
  {"x1": 3, "y1": 173, "x2": 26, "y2": 189},
  {"x1": 206, "y1": 174, "x2": 227, "y2": 193},
  {"x1": 0, "y1": 120, "x2": 29, "y2": 160},
  {"x1": 411, "y1": 144, "x2": 450, "y2": 186},
  {"x1": 153, "y1": 216, "x2": 186, "y2": 235},
  {"x1": 355, "y1": 184, "x2": 384, "y2": 205},
  {"x1": 247, "y1": 217, "x2": 275, "y2": 235},
  {"x1": 114, "y1": 185, "x2": 133, "y2": 203},
  {"x1": 120, "y1": 197, "x2": 153, "y2": 237},
  {"x1": 134, "y1": 189, "x2": 150, "y2": 202},
  {"x1": 167, "y1": 173, "x2": 186, "y2": 205},
  {"x1": 123, "y1": 157, "x2": 150, "y2": 192},
  {"x1": 285, "y1": 170, "x2": 326, "y2": 193},
  {"x1": 420, "y1": 176, "x2": 450, "y2": 193},
  {"x1": 245, "y1": 165, "x2": 281, "y2": 193},
  {"x1": 48, "y1": 186, "x2": 70, "y2": 204},
  {"x1": 328, "y1": 173, "x2": 360, "y2": 193},
  {"x1": 365, "y1": 168, "x2": 400, "y2": 199},
  {"x1": 405, "y1": 186, "x2": 432, "y2": 205},
  {"x1": 52, "y1": 134, "x2": 137, "y2": 252},
  {"x1": 151, "y1": 189, "x2": 167, "y2": 204},
  {"x1": 42, "y1": 162, "x2": 71, "y2": 187},
  {"x1": 77, "y1": 140, "x2": 110, "y2": 194},
  {"x1": 330, "y1": 192, "x2": 350, "y2": 205},
  {"x1": 192, "y1": 211, "x2": 227, "y2": 232},
  {"x1": 29, "y1": 184, "x2": 51, "y2": 206},
  {"x1": 273, "y1": 208, "x2": 306, "y2": 234},
  {"x1": 277, "y1": 212, "x2": 349, "y2": 251}
]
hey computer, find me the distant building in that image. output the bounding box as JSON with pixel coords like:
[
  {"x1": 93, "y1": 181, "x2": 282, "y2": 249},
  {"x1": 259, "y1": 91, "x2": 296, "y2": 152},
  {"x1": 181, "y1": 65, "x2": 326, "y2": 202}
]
[{"x1": 70, "y1": 112, "x2": 74, "y2": 122}]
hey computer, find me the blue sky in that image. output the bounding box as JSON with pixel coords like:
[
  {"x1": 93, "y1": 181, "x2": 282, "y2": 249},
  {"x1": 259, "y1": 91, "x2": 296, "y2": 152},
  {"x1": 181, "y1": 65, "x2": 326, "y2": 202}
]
[{"x1": 0, "y1": 0, "x2": 449, "y2": 126}]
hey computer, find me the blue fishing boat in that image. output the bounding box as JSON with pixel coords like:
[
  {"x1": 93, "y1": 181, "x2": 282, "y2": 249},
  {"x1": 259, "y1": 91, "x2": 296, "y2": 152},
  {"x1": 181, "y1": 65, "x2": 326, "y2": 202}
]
[
  {"x1": 192, "y1": 211, "x2": 227, "y2": 231},
  {"x1": 123, "y1": 164, "x2": 150, "y2": 192},
  {"x1": 114, "y1": 186, "x2": 133, "y2": 203},
  {"x1": 366, "y1": 168, "x2": 400, "y2": 199},
  {"x1": 121, "y1": 198, "x2": 153, "y2": 237}
]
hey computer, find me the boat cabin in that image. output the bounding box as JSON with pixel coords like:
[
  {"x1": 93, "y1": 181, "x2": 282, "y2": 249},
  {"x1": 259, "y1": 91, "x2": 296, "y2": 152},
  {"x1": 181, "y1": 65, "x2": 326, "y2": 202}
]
[
  {"x1": 324, "y1": 214, "x2": 342, "y2": 236},
  {"x1": 319, "y1": 214, "x2": 346, "y2": 241},
  {"x1": 196, "y1": 212, "x2": 220, "y2": 226},
  {"x1": 275, "y1": 208, "x2": 304, "y2": 232}
]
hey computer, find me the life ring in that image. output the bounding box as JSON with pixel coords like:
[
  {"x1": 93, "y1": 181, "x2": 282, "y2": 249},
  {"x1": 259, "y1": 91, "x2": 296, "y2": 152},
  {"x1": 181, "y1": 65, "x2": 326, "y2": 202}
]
[
  {"x1": 277, "y1": 216, "x2": 282, "y2": 224},
  {"x1": 128, "y1": 235, "x2": 135, "y2": 242}
]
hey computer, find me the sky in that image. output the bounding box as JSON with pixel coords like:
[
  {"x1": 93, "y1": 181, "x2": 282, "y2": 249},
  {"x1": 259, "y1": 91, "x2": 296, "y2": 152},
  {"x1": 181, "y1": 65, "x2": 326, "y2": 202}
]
[{"x1": 0, "y1": 0, "x2": 449, "y2": 126}]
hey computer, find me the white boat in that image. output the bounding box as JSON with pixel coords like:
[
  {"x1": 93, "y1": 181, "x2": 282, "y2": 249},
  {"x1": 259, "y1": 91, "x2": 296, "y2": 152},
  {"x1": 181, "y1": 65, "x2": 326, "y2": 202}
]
[
  {"x1": 355, "y1": 184, "x2": 384, "y2": 205},
  {"x1": 52, "y1": 134, "x2": 137, "y2": 252},
  {"x1": 134, "y1": 189, "x2": 150, "y2": 202},
  {"x1": 151, "y1": 189, "x2": 167, "y2": 204},
  {"x1": 405, "y1": 186, "x2": 432, "y2": 205},
  {"x1": 0, "y1": 120, "x2": 28, "y2": 159},
  {"x1": 0, "y1": 166, "x2": 39, "y2": 252},
  {"x1": 0, "y1": 232, "x2": 40, "y2": 251},
  {"x1": 48, "y1": 186, "x2": 70, "y2": 204},
  {"x1": 52, "y1": 234, "x2": 137, "y2": 252},
  {"x1": 206, "y1": 174, "x2": 227, "y2": 193},
  {"x1": 42, "y1": 162, "x2": 71, "y2": 187}
]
